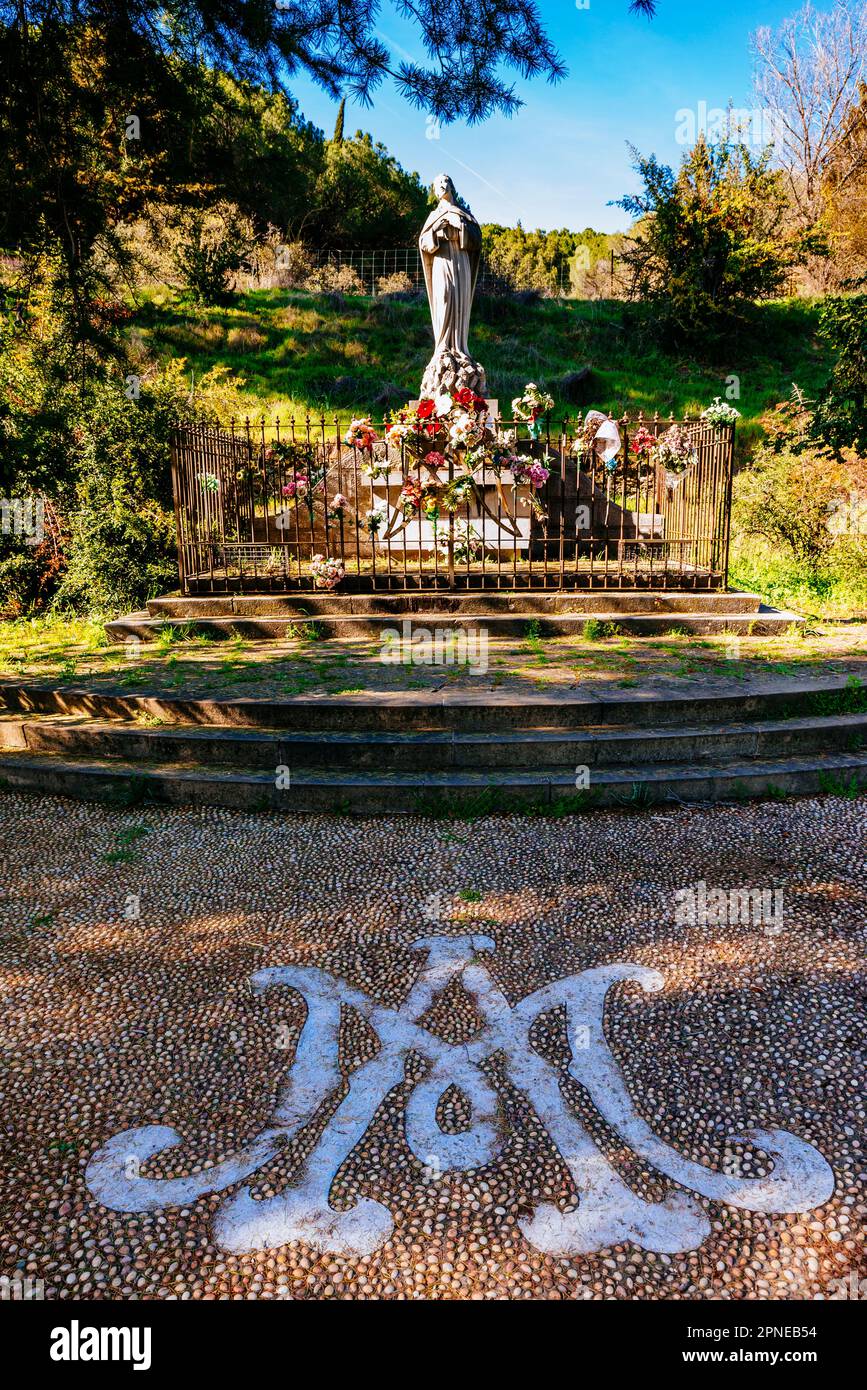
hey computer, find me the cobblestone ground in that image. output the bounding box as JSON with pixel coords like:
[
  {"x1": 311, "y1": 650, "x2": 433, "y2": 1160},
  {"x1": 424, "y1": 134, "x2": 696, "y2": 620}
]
[{"x1": 0, "y1": 791, "x2": 864, "y2": 1301}]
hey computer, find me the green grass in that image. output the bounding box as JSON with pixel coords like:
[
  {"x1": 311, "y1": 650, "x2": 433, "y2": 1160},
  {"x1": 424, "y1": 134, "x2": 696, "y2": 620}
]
[{"x1": 133, "y1": 288, "x2": 831, "y2": 446}]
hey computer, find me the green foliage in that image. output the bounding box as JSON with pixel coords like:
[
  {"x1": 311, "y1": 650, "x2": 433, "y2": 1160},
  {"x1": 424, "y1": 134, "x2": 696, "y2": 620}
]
[
  {"x1": 307, "y1": 134, "x2": 429, "y2": 248},
  {"x1": 812, "y1": 294, "x2": 867, "y2": 456},
  {"x1": 57, "y1": 362, "x2": 247, "y2": 614},
  {"x1": 732, "y1": 383, "x2": 867, "y2": 610},
  {"x1": 172, "y1": 203, "x2": 258, "y2": 306},
  {"x1": 481, "y1": 224, "x2": 618, "y2": 296},
  {"x1": 730, "y1": 532, "x2": 867, "y2": 620},
  {"x1": 617, "y1": 136, "x2": 796, "y2": 346}
]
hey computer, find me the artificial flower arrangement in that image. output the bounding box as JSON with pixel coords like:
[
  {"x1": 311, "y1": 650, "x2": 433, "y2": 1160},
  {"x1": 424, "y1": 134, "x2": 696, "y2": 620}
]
[
  {"x1": 654, "y1": 424, "x2": 698, "y2": 473},
  {"x1": 280, "y1": 473, "x2": 311, "y2": 500},
  {"x1": 261, "y1": 439, "x2": 329, "y2": 522},
  {"x1": 343, "y1": 417, "x2": 379, "y2": 450},
  {"x1": 629, "y1": 425, "x2": 657, "y2": 462},
  {"x1": 701, "y1": 397, "x2": 741, "y2": 429},
  {"x1": 310, "y1": 553, "x2": 346, "y2": 590},
  {"x1": 379, "y1": 385, "x2": 553, "y2": 537},
  {"x1": 511, "y1": 383, "x2": 555, "y2": 438},
  {"x1": 439, "y1": 519, "x2": 483, "y2": 566}
]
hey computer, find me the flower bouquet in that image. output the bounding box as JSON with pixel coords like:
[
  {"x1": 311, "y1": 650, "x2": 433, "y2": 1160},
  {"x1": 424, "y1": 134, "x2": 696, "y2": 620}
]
[
  {"x1": 399, "y1": 478, "x2": 423, "y2": 516},
  {"x1": 655, "y1": 424, "x2": 698, "y2": 474},
  {"x1": 439, "y1": 519, "x2": 482, "y2": 566},
  {"x1": 310, "y1": 554, "x2": 345, "y2": 590},
  {"x1": 281, "y1": 474, "x2": 309, "y2": 501},
  {"x1": 512, "y1": 382, "x2": 554, "y2": 439},
  {"x1": 629, "y1": 425, "x2": 656, "y2": 461},
  {"x1": 343, "y1": 417, "x2": 379, "y2": 451},
  {"x1": 377, "y1": 382, "x2": 555, "y2": 546},
  {"x1": 701, "y1": 397, "x2": 741, "y2": 430}
]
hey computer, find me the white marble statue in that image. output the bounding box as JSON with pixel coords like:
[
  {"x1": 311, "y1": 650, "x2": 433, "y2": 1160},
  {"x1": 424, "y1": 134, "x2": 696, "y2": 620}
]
[{"x1": 418, "y1": 174, "x2": 486, "y2": 399}]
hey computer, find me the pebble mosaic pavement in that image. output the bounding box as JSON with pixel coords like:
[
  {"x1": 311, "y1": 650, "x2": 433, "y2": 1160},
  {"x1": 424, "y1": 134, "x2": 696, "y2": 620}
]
[{"x1": 0, "y1": 789, "x2": 864, "y2": 1301}]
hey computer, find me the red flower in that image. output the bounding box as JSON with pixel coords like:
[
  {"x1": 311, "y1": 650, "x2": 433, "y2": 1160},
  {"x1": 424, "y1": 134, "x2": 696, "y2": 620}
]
[
  {"x1": 453, "y1": 387, "x2": 474, "y2": 407},
  {"x1": 472, "y1": 393, "x2": 488, "y2": 413},
  {"x1": 417, "y1": 398, "x2": 435, "y2": 419},
  {"x1": 425, "y1": 451, "x2": 446, "y2": 469}
]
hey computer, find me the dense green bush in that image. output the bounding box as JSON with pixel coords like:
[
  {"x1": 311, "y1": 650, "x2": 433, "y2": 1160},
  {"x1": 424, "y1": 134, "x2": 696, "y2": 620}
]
[
  {"x1": 172, "y1": 202, "x2": 259, "y2": 306},
  {"x1": 55, "y1": 363, "x2": 247, "y2": 614},
  {"x1": 812, "y1": 294, "x2": 867, "y2": 456},
  {"x1": 0, "y1": 277, "x2": 247, "y2": 616},
  {"x1": 616, "y1": 137, "x2": 796, "y2": 349},
  {"x1": 732, "y1": 385, "x2": 867, "y2": 617}
]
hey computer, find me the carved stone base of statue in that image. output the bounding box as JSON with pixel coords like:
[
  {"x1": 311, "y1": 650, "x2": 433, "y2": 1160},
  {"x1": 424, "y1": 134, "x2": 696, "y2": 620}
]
[{"x1": 420, "y1": 348, "x2": 487, "y2": 400}]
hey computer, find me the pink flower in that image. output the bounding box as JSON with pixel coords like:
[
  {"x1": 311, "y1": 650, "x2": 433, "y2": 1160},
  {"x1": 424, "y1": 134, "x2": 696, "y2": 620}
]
[{"x1": 281, "y1": 474, "x2": 309, "y2": 499}]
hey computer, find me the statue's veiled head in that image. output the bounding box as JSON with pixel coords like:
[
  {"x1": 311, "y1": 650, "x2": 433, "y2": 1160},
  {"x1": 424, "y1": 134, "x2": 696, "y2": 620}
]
[{"x1": 433, "y1": 173, "x2": 457, "y2": 203}]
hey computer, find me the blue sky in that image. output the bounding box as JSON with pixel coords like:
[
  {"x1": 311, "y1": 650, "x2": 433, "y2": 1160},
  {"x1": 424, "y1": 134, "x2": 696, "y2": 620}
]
[{"x1": 286, "y1": 0, "x2": 799, "y2": 232}]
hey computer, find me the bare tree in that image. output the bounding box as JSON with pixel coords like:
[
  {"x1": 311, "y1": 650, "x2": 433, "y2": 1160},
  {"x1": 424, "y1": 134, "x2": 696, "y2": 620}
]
[{"x1": 753, "y1": 1, "x2": 867, "y2": 229}]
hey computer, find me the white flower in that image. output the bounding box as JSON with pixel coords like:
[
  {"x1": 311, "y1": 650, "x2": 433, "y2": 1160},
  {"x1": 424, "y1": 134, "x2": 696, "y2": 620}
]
[
  {"x1": 448, "y1": 412, "x2": 475, "y2": 445},
  {"x1": 434, "y1": 392, "x2": 453, "y2": 416}
]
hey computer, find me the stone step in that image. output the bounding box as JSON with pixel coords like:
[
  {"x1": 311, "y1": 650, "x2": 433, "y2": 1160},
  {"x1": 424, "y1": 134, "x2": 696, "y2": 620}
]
[
  {"x1": 1, "y1": 712, "x2": 865, "y2": 772},
  {"x1": 145, "y1": 591, "x2": 766, "y2": 618},
  {"x1": 2, "y1": 677, "x2": 862, "y2": 732},
  {"x1": 0, "y1": 747, "x2": 864, "y2": 813},
  {"x1": 107, "y1": 608, "x2": 802, "y2": 642}
]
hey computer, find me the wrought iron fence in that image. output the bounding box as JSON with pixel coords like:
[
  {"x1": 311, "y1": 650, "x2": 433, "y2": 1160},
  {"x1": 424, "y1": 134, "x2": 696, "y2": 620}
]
[{"x1": 171, "y1": 415, "x2": 734, "y2": 593}]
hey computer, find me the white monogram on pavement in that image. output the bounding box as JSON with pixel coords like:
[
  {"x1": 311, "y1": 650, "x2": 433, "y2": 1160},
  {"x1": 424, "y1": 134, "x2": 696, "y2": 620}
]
[{"x1": 86, "y1": 934, "x2": 834, "y2": 1258}]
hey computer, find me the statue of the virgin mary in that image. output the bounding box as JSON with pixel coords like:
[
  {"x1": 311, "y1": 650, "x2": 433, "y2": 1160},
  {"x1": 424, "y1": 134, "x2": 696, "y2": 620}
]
[{"x1": 418, "y1": 174, "x2": 486, "y2": 399}]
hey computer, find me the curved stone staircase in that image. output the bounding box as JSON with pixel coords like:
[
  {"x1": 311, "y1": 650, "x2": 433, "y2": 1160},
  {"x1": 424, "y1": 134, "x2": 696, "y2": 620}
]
[
  {"x1": 105, "y1": 590, "x2": 804, "y2": 642},
  {"x1": 1, "y1": 678, "x2": 864, "y2": 814}
]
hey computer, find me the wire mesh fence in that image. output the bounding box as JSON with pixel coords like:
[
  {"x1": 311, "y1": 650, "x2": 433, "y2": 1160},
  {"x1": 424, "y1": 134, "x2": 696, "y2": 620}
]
[{"x1": 304, "y1": 248, "x2": 601, "y2": 297}]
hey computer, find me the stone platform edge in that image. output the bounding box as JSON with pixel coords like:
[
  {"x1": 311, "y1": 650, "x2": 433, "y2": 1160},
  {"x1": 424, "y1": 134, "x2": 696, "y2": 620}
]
[{"x1": 0, "y1": 673, "x2": 860, "y2": 728}]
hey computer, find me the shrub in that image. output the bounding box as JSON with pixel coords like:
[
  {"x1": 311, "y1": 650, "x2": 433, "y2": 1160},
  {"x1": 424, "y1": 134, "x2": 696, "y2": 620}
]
[
  {"x1": 616, "y1": 136, "x2": 796, "y2": 347},
  {"x1": 811, "y1": 293, "x2": 867, "y2": 457},
  {"x1": 55, "y1": 362, "x2": 248, "y2": 615},
  {"x1": 307, "y1": 263, "x2": 366, "y2": 295},
  {"x1": 375, "y1": 271, "x2": 415, "y2": 297},
  {"x1": 733, "y1": 445, "x2": 841, "y2": 576},
  {"x1": 172, "y1": 202, "x2": 259, "y2": 306}
]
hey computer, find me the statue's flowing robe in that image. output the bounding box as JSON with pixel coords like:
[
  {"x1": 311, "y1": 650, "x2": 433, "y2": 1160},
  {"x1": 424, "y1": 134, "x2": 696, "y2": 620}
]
[{"x1": 418, "y1": 201, "x2": 482, "y2": 365}]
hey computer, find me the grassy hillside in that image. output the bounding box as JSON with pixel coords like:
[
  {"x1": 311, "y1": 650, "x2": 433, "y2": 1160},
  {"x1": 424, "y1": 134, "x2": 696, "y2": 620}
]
[{"x1": 135, "y1": 289, "x2": 831, "y2": 452}]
